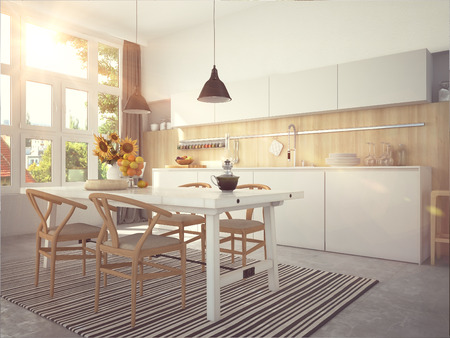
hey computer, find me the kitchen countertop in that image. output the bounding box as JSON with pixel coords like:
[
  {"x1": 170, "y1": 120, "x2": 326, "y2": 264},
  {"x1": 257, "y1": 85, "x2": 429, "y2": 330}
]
[{"x1": 154, "y1": 166, "x2": 427, "y2": 171}]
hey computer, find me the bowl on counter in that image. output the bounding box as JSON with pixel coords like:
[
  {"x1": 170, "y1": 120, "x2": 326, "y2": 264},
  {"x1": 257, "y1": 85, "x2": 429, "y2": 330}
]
[{"x1": 176, "y1": 158, "x2": 194, "y2": 165}]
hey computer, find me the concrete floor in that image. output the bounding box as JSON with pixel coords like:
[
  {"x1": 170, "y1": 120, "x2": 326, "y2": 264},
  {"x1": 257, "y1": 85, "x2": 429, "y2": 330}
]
[{"x1": 1, "y1": 226, "x2": 449, "y2": 338}]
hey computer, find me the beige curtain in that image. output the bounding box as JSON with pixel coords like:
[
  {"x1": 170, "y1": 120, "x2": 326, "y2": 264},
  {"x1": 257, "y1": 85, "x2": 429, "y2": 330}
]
[
  {"x1": 122, "y1": 40, "x2": 144, "y2": 149},
  {"x1": 118, "y1": 40, "x2": 147, "y2": 224}
]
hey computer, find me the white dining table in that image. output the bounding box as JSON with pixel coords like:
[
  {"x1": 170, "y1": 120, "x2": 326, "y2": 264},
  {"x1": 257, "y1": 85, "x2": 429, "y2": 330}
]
[{"x1": 27, "y1": 185, "x2": 304, "y2": 322}]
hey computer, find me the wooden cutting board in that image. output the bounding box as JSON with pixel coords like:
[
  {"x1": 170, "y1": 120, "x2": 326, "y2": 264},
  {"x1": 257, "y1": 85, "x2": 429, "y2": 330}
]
[{"x1": 165, "y1": 164, "x2": 207, "y2": 168}]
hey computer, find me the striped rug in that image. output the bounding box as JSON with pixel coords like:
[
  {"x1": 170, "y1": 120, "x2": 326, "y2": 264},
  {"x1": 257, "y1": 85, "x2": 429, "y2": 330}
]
[{"x1": 1, "y1": 249, "x2": 378, "y2": 337}]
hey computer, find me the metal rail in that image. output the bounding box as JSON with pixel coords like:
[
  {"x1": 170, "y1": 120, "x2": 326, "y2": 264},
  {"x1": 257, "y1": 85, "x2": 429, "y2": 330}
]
[{"x1": 178, "y1": 122, "x2": 425, "y2": 146}]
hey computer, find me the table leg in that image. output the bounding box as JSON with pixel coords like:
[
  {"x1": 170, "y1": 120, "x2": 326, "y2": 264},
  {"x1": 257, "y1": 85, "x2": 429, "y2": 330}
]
[
  {"x1": 206, "y1": 214, "x2": 221, "y2": 321},
  {"x1": 263, "y1": 205, "x2": 279, "y2": 291}
]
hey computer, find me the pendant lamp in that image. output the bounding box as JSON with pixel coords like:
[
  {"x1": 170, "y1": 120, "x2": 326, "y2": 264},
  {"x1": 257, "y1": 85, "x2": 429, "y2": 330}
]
[
  {"x1": 123, "y1": 0, "x2": 151, "y2": 114},
  {"x1": 198, "y1": 0, "x2": 231, "y2": 103}
]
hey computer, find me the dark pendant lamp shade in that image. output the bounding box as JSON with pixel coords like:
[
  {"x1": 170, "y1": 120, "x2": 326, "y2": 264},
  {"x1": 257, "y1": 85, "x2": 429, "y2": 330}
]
[
  {"x1": 198, "y1": 65, "x2": 231, "y2": 103},
  {"x1": 123, "y1": 0, "x2": 151, "y2": 115},
  {"x1": 123, "y1": 89, "x2": 151, "y2": 114},
  {"x1": 198, "y1": 0, "x2": 231, "y2": 104}
]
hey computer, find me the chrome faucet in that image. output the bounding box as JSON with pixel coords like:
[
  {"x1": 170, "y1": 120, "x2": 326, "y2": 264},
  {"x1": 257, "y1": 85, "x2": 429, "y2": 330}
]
[{"x1": 288, "y1": 124, "x2": 297, "y2": 167}]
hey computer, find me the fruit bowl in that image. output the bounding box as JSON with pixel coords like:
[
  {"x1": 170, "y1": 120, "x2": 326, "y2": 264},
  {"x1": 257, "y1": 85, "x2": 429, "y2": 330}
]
[
  {"x1": 176, "y1": 156, "x2": 193, "y2": 165},
  {"x1": 176, "y1": 158, "x2": 193, "y2": 165}
]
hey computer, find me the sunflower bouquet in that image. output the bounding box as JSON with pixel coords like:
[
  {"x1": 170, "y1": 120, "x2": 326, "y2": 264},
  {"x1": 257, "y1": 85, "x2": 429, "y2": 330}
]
[{"x1": 93, "y1": 133, "x2": 139, "y2": 165}]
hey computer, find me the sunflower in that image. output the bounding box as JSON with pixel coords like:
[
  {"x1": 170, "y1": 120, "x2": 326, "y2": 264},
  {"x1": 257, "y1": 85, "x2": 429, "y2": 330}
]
[
  {"x1": 93, "y1": 134, "x2": 112, "y2": 160},
  {"x1": 109, "y1": 132, "x2": 120, "y2": 143},
  {"x1": 120, "y1": 136, "x2": 139, "y2": 157}
]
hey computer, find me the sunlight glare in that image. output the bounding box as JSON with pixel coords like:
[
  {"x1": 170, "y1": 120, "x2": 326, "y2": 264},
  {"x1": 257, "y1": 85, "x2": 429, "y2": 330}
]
[{"x1": 26, "y1": 23, "x2": 87, "y2": 78}]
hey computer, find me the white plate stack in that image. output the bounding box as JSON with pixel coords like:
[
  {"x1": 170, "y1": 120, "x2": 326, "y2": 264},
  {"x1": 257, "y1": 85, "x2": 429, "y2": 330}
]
[{"x1": 325, "y1": 153, "x2": 360, "y2": 167}]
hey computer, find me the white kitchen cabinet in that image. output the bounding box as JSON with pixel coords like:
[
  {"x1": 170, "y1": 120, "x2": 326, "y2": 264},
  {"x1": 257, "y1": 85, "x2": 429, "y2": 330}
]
[
  {"x1": 215, "y1": 77, "x2": 269, "y2": 123},
  {"x1": 153, "y1": 166, "x2": 431, "y2": 263},
  {"x1": 254, "y1": 170, "x2": 325, "y2": 250},
  {"x1": 171, "y1": 90, "x2": 214, "y2": 127},
  {"x1": 269, "y1": 65, "x2": 338, "y2": 117},
  {"x1": 325, "y1": 167, "x2": 431, "y2": 263},
  {"x1": 338, "y1": 49, "x2": 432, "y2": 110},
  {"x1": 152, "y1": 169, "x2": 198, "y2": 188}
]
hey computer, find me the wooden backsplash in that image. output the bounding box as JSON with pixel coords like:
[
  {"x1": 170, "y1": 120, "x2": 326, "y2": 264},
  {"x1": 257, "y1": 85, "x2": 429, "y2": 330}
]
[{"x1": 143, "y1": 102, "x2": 449, "y2": 191}]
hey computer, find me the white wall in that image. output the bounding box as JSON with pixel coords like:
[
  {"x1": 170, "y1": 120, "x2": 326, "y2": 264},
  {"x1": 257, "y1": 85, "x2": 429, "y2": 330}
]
[
  {"x1": 1, "y1": 194, "x2": 104, "y2": 237},
  {"x1": 141, "y1": 1, "x2": 449, "y2": 101}
]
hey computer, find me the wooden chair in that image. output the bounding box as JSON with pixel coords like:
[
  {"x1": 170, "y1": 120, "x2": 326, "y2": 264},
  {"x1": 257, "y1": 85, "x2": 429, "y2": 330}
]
[
  {"x1": 89, "y1": 193, "x2": 186, "y2": 327},
  {"x1": 431, "y1": 190, "x2": 450, "y2": 265},
  {"x1": 26, "y1": 188, "x2": 102, "y2": 298},
  {"x1": 156, "y1": 182, "x2": 211, "y2": 271},
  {"x1": 219, "y1": 184, "x2": 271, "y2": 267}
]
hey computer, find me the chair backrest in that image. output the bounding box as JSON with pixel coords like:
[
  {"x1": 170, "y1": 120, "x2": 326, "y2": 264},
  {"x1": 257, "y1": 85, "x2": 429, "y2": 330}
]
[
  {"x1": 226, "y1": 184, "x2": 271, "y2": 220},
  {"x1": 179, "y1": 182, "x2": 211, "y2": 189},
  {"x1": 89, "y1": 193, "x2": 172, "y2": 250},
  {"x1": 26, "y1": 189, "x2": 87, "y2": 235}
]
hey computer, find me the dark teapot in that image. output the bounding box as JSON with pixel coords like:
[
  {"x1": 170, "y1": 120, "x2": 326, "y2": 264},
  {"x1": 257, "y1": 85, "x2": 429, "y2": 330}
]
[{"x1": 211, "y1": 159, "x2": 239, "y2": 191}]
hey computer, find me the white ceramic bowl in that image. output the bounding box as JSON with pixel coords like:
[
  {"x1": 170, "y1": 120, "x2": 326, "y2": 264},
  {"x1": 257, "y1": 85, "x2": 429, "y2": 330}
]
[{"x1": 150, "y1": 123, "x2": 159, "y2": 131}]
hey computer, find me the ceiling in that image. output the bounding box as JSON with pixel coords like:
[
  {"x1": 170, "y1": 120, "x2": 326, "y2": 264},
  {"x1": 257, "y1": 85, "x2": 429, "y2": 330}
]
[{"x1": 4, "y1": 0, "x2": 266, "y2": 45}]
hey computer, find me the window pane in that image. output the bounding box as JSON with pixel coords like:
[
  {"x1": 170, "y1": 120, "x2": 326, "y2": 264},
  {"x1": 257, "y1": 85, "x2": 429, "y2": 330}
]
[
  {"x1": 1, "y1": 74, "x2": 11, "y2": 125},
  {"x1": 26, "y1": 23, "x2": 87, "y2": 78},
  {"x1": 1, "y1": 135, "x2": 11, "y2": 186},
  {"x1": 98, "y1": 43, "x2": 119, "y2": 87},
  {"x1": 25, "y1": 138, "x2": 52, "y2": 183},
  {"x1": 26, "y1": 81, "x2": 52, "y2": 127},
  {"x1": 66, "y1": 88, "x2": 88, "y2": 130},
  {"x1": 98, "y1": 93, "x2": 119, "y2": 134},
  {"x1": 65, "y1": 141, "x2": 87, "y2": 182},
  {"x1": 1, "y1": 13, "x2": 11, "y2": 64}
]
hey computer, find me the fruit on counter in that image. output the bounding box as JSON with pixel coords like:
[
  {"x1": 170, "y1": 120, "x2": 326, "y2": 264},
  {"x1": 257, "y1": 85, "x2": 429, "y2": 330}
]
[
  {"x1": 137, "y1": 180, "x2": 148, "y2": 188},
  {"x1": 135, "y1": 156, "x2": 144, "y2": 163},
  {"x1": 176, "y1": 156, "x2": 193, "y2": 160}
]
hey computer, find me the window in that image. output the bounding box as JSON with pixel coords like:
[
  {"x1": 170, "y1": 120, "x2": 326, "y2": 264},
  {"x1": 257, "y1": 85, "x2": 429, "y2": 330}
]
[
  {"x1": 98, "y1": 43, "x2": 119, "y2": 87},
  {"x1": 1, "y1": 135, "x2": 11, "y2": 186},
  {"x1": 25, "y1": 138, "x2": 52, "y2": 183},
  {"x1": 25, "y1": 23, "x2": 88, "y2": 78},
  {"x1": 65, "y1": 141, "x2": 87, "y2": 182},
  {"x1": 98, "y1": 92, "x2": 119, "y2": 134},
  {"x1": 26, "y1": 81, "x2": 52, "y2": 127},
  {"x1": 65, "y1": 88, "x2": 88, "y2": 130},
  {"x1": 1, "y1": 74, "x2": 11, "y2": 125},
  {"x1": 1, "y1": 13, "x2": 10, "y2": 65},
  {"x1": 0, "y1": 6, "x2": 123, "y2": 190}
]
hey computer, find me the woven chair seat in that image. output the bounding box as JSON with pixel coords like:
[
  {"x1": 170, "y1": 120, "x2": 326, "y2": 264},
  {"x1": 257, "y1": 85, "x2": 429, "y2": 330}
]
[
  {"x1": 220, "y1": 219, "x2": 264, "y2": 231},
  {"x1": 158, "y1": 213, "x2": 205, "y2": 226},
  {"x1": 48, "y1": 223, "x2": 100, "y2": 236},
  {"x1": 104, "y1": 233, "x2": 181, "y2": 251}
]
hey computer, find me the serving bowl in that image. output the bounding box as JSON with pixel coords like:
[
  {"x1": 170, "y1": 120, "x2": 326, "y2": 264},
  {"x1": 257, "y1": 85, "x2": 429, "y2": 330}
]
[{"x1": 176, "y1": 158, "x2": 194, "y2": 165}]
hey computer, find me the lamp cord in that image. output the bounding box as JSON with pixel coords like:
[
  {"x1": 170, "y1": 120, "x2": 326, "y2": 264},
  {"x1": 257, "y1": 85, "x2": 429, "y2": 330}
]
[
  {"x1": 213, "y1": 0, "x2": 216, "y2": 65},
  {"x1": 135, "y1": 0, "x2": 138, "y2": 44}
]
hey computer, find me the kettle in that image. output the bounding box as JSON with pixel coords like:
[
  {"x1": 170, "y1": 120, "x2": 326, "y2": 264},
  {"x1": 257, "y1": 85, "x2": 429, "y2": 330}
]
[{"x1": 211, "y1": 159, "x2": 239, "y2": 191}]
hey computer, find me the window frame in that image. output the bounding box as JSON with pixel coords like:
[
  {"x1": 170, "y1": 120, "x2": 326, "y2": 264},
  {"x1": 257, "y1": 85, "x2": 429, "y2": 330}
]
[{"x1": 1, "y1": 4, "x2": 124, "y2": 193}]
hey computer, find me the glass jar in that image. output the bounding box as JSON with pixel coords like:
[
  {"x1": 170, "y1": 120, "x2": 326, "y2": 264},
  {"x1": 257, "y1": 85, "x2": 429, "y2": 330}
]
[
  {"x1": 439, "y1": 81, "x2": 449, "y2": 102},
  {"x1": 397, "y1": 144, "x2": 406, "y2": 166}
]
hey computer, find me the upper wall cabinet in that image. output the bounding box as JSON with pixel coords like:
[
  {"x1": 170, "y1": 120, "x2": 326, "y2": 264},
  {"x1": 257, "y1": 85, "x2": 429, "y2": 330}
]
[
  {"x1": 338, "y1": 49, "x2": 432, "y2": 110},
  {"x1": 269, "y1": 65, "x2": 338, "y2": 117},
  {"x1": 171, "y1": 90, "x2": 215, "y2": 127},
  {"x1": 215, "y1": 77, "x2": 269, "y2": 123}
]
